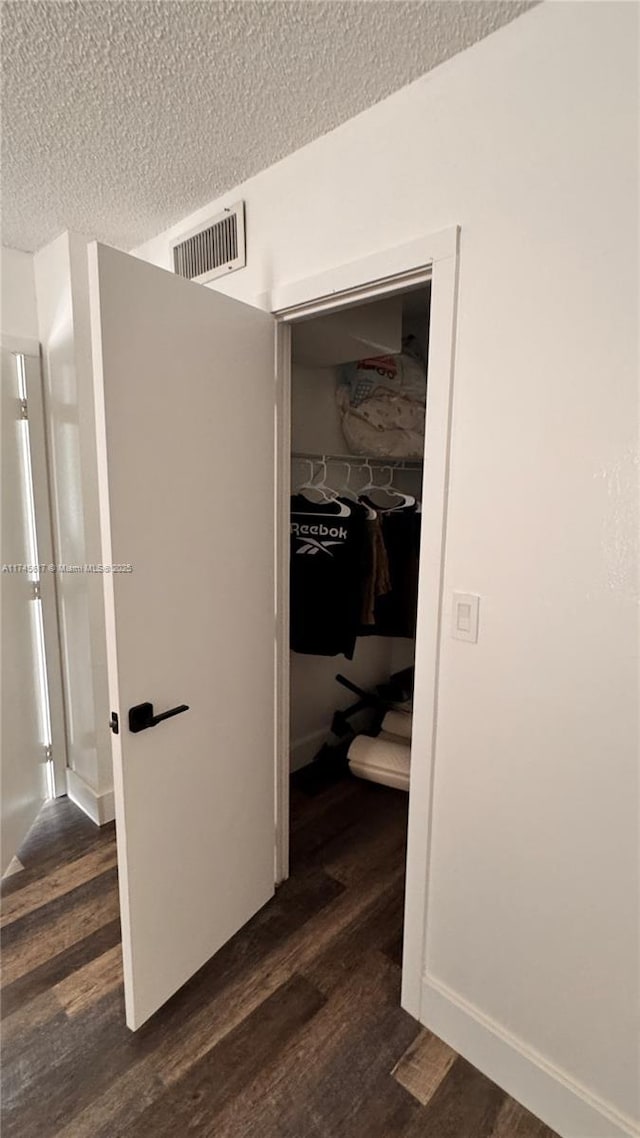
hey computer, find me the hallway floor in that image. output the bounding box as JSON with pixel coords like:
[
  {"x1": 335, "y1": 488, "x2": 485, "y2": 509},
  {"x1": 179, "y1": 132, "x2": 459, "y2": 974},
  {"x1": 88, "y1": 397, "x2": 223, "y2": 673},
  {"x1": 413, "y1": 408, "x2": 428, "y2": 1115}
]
[{"x1": 2, "y1": 772, "x2": 558, "y2": 1137}]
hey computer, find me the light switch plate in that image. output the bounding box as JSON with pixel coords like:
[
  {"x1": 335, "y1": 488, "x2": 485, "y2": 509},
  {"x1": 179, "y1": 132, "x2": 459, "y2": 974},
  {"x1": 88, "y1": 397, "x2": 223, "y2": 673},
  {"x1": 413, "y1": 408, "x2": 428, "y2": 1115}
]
[{"x1": 452, "y1": 592, "x2": 480, "y2": 642}]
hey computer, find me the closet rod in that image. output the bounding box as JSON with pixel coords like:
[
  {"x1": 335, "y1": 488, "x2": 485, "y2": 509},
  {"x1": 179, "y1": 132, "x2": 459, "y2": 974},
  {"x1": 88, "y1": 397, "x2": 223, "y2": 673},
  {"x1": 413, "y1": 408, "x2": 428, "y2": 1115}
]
[{"x1": 291, "y1": 451, "x2": 423, "y2": 470}]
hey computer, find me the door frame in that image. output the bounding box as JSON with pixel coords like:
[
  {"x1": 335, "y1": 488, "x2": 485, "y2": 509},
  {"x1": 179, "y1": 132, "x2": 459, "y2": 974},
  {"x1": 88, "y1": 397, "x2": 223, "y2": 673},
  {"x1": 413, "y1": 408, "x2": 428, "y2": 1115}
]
[
  {"x1": 21, "y1": 349, "x2": 68, "y2": 798},
  {"x1": 1, "y1": 337, "x2": 68, "y2": 800},
  {"x1": 269, "y1": 226, "x2": 460, "y2": 1020}
]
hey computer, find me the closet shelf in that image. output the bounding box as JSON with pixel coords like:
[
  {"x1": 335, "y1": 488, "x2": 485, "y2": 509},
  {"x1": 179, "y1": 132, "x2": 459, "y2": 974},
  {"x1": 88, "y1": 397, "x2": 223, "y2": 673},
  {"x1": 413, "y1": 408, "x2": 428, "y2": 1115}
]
[{"x1": 291, "y1": 450, "x2": 423, "y2": 470}]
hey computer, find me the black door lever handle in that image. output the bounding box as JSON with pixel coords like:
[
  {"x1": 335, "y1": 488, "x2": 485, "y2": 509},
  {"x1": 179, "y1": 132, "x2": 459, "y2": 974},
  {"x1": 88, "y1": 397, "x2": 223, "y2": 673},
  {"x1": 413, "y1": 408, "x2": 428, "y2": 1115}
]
[{"x1": 128, "y1": 701, "x2": 190, "y2": 733}]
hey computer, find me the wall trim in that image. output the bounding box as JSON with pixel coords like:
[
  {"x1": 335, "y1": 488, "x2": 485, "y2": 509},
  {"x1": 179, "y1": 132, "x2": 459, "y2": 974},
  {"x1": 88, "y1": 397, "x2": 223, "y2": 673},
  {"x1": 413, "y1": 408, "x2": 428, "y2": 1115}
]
[
  {"x1": 421, "y1": 973, "x2": 640, "y2": 1138},
  {"x1": 66, "y1": 768, "x2": 115, "y2": 826},
  {"x1": 269, "y1": 228, "x2": 457, "y2": 317},
  {"x1": 290, "y1": 727, "x2": 330, "y2": 773},
  {"x1": 272, "y1": 226, "x2": 460, "y2": 1025}
]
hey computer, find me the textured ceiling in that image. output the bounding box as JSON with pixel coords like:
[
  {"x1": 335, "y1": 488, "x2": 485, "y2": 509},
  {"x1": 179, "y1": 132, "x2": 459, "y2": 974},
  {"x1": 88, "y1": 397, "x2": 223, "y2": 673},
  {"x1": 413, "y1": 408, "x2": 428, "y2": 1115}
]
[{"x1": 2, "y1": 0, "x2": 535, "y2": 253}]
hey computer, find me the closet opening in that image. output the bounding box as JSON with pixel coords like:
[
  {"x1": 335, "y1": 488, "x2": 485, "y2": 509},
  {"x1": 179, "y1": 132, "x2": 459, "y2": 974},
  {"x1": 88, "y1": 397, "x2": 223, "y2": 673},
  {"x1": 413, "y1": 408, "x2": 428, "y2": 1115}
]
[{"x1": 282, "y1": 280, "x2": 431, "y2": 984}]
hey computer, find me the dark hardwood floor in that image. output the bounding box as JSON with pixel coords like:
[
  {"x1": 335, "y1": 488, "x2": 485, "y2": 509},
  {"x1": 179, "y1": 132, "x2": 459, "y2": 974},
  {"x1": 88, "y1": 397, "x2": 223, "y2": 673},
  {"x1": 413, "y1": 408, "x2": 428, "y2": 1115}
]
[{"x1": 1, "y1": 769, "x2": 559, "y2": 1137}]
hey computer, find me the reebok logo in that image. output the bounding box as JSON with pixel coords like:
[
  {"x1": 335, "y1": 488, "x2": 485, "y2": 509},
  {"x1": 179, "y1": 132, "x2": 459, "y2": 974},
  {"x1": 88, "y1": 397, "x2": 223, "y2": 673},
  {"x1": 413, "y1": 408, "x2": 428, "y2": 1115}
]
[
  {"x1": 292, "y1": 521, "x2": 348, "y2": 557},
  {"x1": 296, "y1": 538, "x2": 341, "y2": 556}
]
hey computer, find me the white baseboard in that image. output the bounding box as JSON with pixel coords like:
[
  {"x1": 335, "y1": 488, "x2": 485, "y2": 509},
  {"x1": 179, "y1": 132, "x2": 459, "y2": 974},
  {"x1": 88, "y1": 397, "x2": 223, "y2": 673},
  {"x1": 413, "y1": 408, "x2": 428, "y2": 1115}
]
[
  {"x1": 421, "y1": 974, "x2": 639, "y2": 1138},
  {"x1": 65, "y1": 768, "x2": 115, "y2": 826},
  {"x1": 290, "y1": 728, "x2": 329, "y2": 772}
]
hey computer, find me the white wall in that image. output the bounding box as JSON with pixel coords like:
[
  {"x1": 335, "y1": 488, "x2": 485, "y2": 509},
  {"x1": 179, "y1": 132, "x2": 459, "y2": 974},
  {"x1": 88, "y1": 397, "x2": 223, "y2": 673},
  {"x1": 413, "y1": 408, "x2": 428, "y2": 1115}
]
[
  {"x1": 1, "y1": 247, "x2": 38, "y2": 345},
  {"x1": 290, "y1": 363, "x2": 347, "y2": 455},
  {"x1": 34, "y1": 233, "x2": 114, "y2": 824},
  {"x1": 133, "y1": 4, "x2": 638, "y2": 1135}
]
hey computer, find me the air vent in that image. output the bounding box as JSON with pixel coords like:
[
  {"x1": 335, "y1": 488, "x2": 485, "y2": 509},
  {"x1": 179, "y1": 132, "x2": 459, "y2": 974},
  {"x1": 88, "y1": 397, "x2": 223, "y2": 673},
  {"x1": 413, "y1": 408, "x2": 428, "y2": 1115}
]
[{"x1": 171, "y1": 202, "x2": 246, "y2": 285}]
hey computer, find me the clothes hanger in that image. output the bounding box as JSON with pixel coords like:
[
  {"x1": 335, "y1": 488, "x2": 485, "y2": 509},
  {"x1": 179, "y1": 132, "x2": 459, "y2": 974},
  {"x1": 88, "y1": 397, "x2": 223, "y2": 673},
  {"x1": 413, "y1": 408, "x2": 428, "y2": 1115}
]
[
  {"x1": 376, "y1": 466, "x2": 416, "y2": 511},
  {"x1": 356, "y1": 460, "x2": 385, "y2": 516},
  {"x1": 337, "y1": 460, "x2": 376, "y2": 519},
  {"x1": 359, "y1": 463, "x2": 413, "y2": 511},
  {"x1": 316, "y1": 458, "x2": 352, "y2": 515},
  {"x1": 334, "y1": 461, "x2": 359, "y2": 503},
  {"x1": 358, "y1": 460, "x2": 376, "y2": 497},
  {"x1": 296, "y1": 458, "x2": 350, "y2": 516},
  {"x1": 296, "y1": 459, "x2": 327, "y2": 503}
]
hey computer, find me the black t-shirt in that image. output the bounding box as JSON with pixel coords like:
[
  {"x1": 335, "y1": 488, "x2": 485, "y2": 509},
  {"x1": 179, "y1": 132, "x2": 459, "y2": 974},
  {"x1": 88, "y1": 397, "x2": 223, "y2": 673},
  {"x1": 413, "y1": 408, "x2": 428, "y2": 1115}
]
[{"x1": 290, "y1": 494, "x2": 368, "y2": 658}]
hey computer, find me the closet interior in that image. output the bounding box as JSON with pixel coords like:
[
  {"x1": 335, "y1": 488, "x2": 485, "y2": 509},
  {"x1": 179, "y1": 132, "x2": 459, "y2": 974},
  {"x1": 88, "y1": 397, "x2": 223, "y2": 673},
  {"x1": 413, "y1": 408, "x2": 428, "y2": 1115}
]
[{"x1": 288, "y1": 283, "x2": 431, "y2": 800}]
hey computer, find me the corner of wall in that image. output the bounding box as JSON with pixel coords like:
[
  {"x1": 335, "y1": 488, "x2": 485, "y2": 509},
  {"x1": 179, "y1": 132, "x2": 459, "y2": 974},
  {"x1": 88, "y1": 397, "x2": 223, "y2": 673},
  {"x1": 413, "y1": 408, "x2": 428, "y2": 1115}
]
[
  {"x1": 420, "y1": 976, "x2": 640, "y2": 1138},
  {"x1": 66, "y1": 767, "x2": 115, "y2": 826},
  {"x1": 1, "y1": 246, "x2": 39, "y2": 346}
]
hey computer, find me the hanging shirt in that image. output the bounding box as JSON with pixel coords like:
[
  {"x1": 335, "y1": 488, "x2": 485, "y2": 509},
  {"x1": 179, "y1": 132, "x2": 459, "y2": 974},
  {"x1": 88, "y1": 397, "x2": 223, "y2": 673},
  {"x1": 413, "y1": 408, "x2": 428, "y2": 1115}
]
[
  {"x1": 290, "y1": 494, "x2": 368, "y2": 658},
  {"x1": 359, "y1": 500, "x2": 421, "y2": 639},
  {"x1": 360, "y1": 514, "x2": 391, "y2": 626}
]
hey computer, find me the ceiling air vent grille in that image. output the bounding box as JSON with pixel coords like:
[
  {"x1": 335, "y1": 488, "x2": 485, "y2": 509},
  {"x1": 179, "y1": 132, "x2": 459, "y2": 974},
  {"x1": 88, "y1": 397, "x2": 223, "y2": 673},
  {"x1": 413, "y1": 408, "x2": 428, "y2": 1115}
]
[{"x1": 171, "y1": 202, "x2": 246, "y2": 285}]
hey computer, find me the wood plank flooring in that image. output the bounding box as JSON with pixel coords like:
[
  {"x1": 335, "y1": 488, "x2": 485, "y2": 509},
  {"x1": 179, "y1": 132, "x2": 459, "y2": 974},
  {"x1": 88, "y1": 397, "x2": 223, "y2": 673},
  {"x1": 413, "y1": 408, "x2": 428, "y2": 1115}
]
[{"x1": 1, "y1": 771, "x2": 559, "y2": 1138}]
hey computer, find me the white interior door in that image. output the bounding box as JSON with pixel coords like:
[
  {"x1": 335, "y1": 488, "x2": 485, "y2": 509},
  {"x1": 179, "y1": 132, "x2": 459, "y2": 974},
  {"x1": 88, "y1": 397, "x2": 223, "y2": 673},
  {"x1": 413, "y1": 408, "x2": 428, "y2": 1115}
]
[
  {"x1": 89, "y1": 243, "x2": 276, "y2": 1030},
  {"x1": 1, "y1": 348, "x2": 49, "y2": 874}
]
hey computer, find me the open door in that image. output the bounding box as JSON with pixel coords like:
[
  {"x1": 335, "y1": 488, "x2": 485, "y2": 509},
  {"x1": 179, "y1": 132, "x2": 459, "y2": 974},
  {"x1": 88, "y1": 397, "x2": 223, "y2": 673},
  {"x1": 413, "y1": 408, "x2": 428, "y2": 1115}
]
[
  {"x1": 89, "y1": 244, "x2": 276, "y2": 1029},
  {"x1": 1, "y1": 348, "x2": 49, "y2": 874}
]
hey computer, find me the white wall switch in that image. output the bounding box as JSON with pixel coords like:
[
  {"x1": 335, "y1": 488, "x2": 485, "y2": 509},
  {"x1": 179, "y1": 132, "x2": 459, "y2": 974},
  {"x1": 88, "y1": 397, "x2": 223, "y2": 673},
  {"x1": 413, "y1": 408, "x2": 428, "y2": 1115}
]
[{"x1": 452, "y1": 592, "x2": 480, "y2": 642}]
